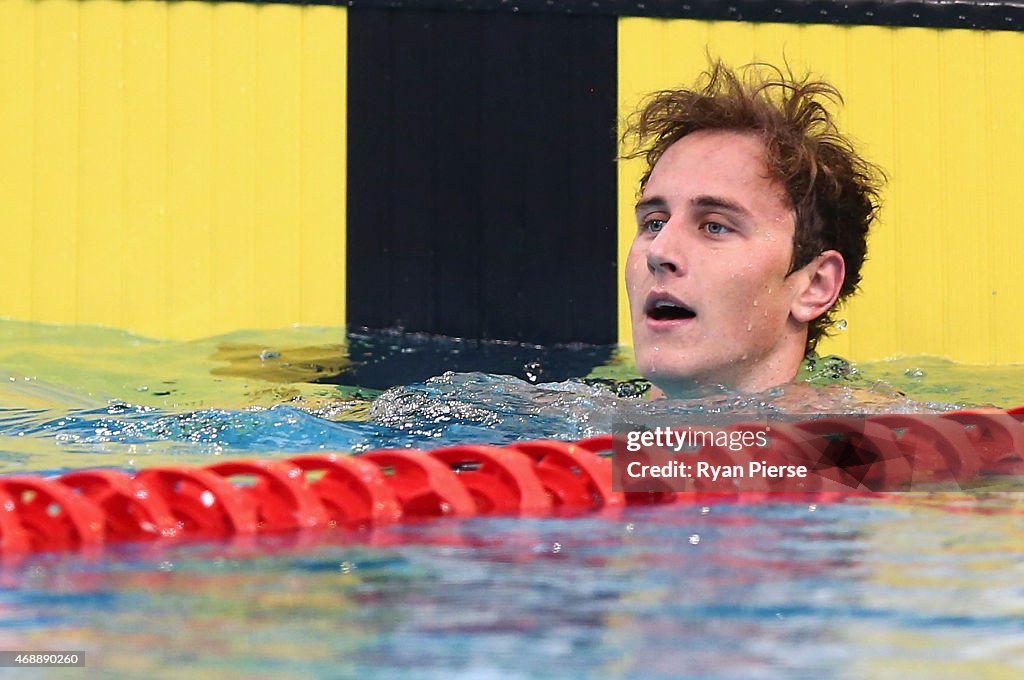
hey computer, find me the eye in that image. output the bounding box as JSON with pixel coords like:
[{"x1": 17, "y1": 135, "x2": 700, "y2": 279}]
[
  {"x1": 643, "y1": 218, "x2": 667, "y2": 233},
  {"x1": 702, "y1": 221, "x2": 731, "y2": 236}
]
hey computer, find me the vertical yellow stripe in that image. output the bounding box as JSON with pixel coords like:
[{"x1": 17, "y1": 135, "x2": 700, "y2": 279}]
[
  {"x1": 122, "y1": 0, "x2": 168, "y2": 337},
  {"x1": 78, "y1": 0, "x2": 124, "y2": 329},
  {"x1": 939, "y1": 29, "x2": 990, "y2": 363},
  {"x1": 834, "y1": 25, "x2": 897, "y2": 361},
  {"x1": 986, "y1": 30, "x2": 1024, "y2": 363},
  {"x1": 0, "y1": 0, "x2": 35, "y2": 321},
  {"x1": 660, "y1": 19, "x2": 708, "y2": 86},
  {"x1": 891, "y1": 28, "x2": 943, "y2": 357},
  {"x1": 299, "y1": 5, "x2": 347, "y2": 327},
  {"x1": 167, "y1": 1, "x2": 213, "y2": 336},
  {"x1": 752, "y1": 22, "x2": 801, "y2": 67},
  {"x1": 255, "y1": 4, "x2": 303, "y2": 329},
  {"x1": 33, "y1": 0, "x2": 79, "y2": 325},
  {"x1": 706, "y1": 21, "x2": 757, "y2": 66},
  {"x1": 34, "y1": 0, "x2": 80, "y2": 325},
  {"x1": 212, "y1": 2, "x2": 258, "y2": 331},
  {"x1": 800, "y1": 24, "x2": 850, "y2": 117}
]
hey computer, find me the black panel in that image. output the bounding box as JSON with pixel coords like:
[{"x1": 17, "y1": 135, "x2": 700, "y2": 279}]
[
  {"x1": 348, "y1": 9, "x2": 618, "y2": 344},
  {"x1": 388, "y1": 12, "x2": 436, "y2": 332},
  {"x1": 477, "y1": 12, "x2": 529, "y2": 342},
  {"x1": 432, "y1": 12, "x2": 483, "y2": 338},
  {"x1": 345, "y1": 9, "x2": 393, "y2": 330},
  {"x1": 567, "y1": 17, "x2": 619, "y2": 342},
  {"x1": 260, "y1": 0, "x2": 1024, "y2": 32},
  {"x1": 519, "y1": 13, "x2": 573, "y2": 343}
]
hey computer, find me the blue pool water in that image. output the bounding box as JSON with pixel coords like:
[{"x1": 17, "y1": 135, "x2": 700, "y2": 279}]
[{"x1": 2, "y1": 321, "x2": 1024, "y2": 678}]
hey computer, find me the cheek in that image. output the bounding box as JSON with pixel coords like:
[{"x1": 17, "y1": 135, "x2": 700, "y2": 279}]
[
  {"x1": 717, "y1": 266, "x2": 768, "y2": 306},
  {"x1": 726, "y1": 264, "x2": 792, "y2": 326},
  {"x1": 626, "y1": 242, "x2": 644, "y2": 270},
  {"x1": 747, "y1": 281, "x2": 798, "y2": 331},
  {"x1": 625, "y1": 249, "x2": 647, "y2": 295}
]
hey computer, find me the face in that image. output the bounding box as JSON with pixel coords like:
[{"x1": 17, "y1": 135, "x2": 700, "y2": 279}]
[{"x1": 626, "y1": 129, "x2": 809, "y2": 393}]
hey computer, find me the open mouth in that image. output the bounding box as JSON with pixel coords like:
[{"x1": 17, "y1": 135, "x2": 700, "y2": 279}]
[{"x1": 646, "y1": 299, "x2": 697, "y2": 321}]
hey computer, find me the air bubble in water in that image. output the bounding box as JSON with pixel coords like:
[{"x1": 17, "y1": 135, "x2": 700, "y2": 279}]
[{"x1": 524, "y1": 361, "x2": 543, "y2": 383}]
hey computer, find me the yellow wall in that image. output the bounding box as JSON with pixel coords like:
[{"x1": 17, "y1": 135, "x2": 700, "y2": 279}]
[
  {"x1": 0, "y1": 0, "x2": 347, "y2": 339},
  {"x1": 618, "y1": 19, "x2": 1024, "y2": 364}
]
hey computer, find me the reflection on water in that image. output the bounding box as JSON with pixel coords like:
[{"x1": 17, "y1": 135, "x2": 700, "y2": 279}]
[
  {"x1": 2, "y1": 320, "x2": 1024, "y2": 678},
  {"x1": 3, "y1": 500, "x2": 1024, "y2": 678}
]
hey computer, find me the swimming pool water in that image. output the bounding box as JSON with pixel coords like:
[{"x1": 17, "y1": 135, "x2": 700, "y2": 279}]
[{"x1": 2, "y1": 320, "x2": 1024, "y2": 678}]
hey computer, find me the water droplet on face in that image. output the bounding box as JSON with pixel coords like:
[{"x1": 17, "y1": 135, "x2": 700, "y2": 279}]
[
  {"x1": 746, "y1": 322, "x2": 752, "y2": 332},
  {"x1": 752, "y1": 300, "x2": 759, "y2": 307},
  {"x1": 836, "y1": 319, "x2": 847, "y2": 331}
]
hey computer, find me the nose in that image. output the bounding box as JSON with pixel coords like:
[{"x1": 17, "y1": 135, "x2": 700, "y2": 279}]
[{"x1": 646, "y1": 222, "x2": 685, "y2": 275}]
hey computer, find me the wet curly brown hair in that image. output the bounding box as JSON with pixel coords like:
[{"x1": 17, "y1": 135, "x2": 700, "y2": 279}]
[{"x1": 622, "y1": 60, "x2": 885, "y2": 354}]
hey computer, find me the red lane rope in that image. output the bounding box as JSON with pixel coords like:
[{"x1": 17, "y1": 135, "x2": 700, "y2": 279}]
[{"x1": 1, "y1": 408, "x2": 1022, "y2": 556}]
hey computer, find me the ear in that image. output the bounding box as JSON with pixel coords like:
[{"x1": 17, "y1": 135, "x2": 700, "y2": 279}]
[{"x1": 790, "y1": 250, "x2": 845, "y2": 323}]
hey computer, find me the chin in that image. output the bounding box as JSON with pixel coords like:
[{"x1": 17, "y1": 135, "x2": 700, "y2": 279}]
[
  {"x1": 635, "y1": 351, "x2": 667, "y2": 381},
  {"x1": 640, "y1": 356, "x2": 740, "y2": 394},
  {"x1": 638, "y1": 357, "x2": 704, "y2": 388}
]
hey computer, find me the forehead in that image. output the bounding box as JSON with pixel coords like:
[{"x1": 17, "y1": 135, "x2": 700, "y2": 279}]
[{"x1": 643, "y1": 130, "x2": 792, "y2": 217}]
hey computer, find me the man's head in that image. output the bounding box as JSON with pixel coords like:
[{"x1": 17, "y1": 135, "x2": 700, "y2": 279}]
[{"x1": 623, "y1": 61, "x2": 884, "y2": 394}]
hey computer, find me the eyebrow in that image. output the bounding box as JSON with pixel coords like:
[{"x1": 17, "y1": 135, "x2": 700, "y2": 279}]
[
  {"x1": 634, "y1": 194, "x2": 752, "y2": 219},
  {"x1": 634, "y1": 197, "x2": 669, "y2": 218},
  {"x1": 691, "y1": 194, "x2": 751, "y2": 218}
]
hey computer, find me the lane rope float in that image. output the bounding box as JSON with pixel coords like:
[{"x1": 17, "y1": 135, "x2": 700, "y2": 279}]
[{"x1": 1, "y1": 408, "x2": 1022, "y2": 557}]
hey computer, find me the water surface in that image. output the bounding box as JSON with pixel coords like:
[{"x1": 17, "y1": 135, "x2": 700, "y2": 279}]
[{"x1": 2, "y1": 321, "x2": 1023, "y2": 679}]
